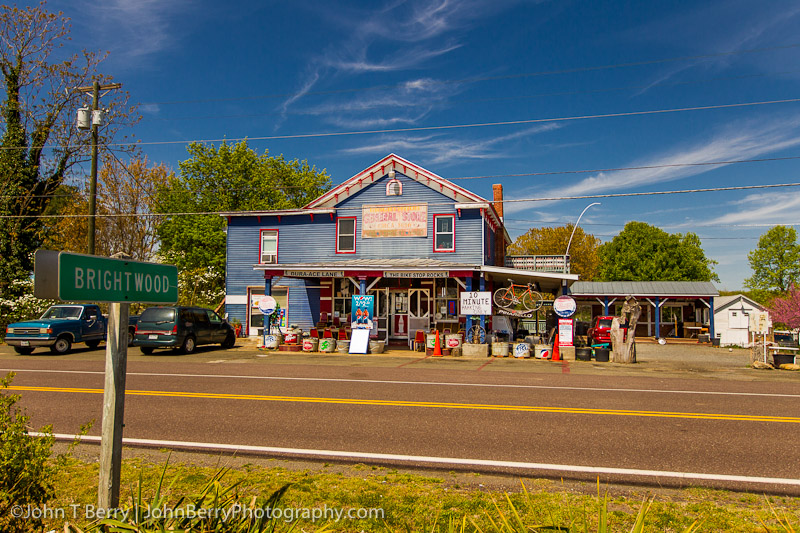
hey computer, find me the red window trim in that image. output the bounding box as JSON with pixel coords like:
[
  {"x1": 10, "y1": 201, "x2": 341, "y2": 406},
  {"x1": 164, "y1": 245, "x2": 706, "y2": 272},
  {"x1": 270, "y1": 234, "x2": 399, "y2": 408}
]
[
  {"x1": 433, "y1": 214, "x2": 455, "y2": 253},
  {"x1": 336, "y1": 217, "x2": 357, "y2": 254},
  {"x1": 259, "y1": 229, "x2": 279, "y2": 264}
]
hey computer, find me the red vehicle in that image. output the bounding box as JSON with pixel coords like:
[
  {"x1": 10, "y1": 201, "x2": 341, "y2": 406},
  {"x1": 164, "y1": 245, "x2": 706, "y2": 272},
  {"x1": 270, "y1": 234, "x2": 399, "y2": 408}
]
[{"x1": 587, "y1": 316, "x2": 627, "y2": 345}]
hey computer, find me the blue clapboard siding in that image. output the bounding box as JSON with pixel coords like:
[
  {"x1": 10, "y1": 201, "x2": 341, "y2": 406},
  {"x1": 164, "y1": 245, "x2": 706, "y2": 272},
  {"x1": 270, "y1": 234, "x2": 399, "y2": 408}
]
[{"x1": 224, "y1": 171, "x2": 496, "y2": 328}]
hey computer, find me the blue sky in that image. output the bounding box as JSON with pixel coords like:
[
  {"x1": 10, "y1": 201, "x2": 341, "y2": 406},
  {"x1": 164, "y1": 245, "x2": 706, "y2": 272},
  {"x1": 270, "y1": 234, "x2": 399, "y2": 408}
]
[{"x1": 48, "y1": 0, "x2": 800, "y2": 290}]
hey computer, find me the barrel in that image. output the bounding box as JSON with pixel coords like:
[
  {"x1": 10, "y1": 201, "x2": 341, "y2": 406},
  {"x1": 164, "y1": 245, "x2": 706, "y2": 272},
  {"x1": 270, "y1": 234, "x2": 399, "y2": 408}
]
[
  {"x1": 426, "y1": 333, "x2": 440, "y2": 349},
  {"x1": 336, "y1": 340, "x2": 350, "y2": 353},
  {"x1": 534, "y1": 344, "x2": 549, "y2": 359},
  {"x1": 594, "y1": 347, "x2": 610, "y2": 362},
  {"x1": 445, "y1": 334, "x2": 462, "y2": 349},
  {"x1": 575, "y1": 347, "x2": 592, "y2": 361},
  {"x1": 283, "y1": 332, "x2": 298, "y2": 345},
  {"x1": 369, "y1": 340, "x2": 385, "y2": 354},
  {"x1": 491, "y1": 342, "x2": 509, "y2": 357},
  {"x1": 319, "y1": 338, "x2": 336, "y2": 352},
  {"x1": 263, "y1": 334, "x2": 280, "y2": 349},
  {"x1": 513, "y1": 342, "x2": 530, "y2": 358},
  {"x1": 302, "y1": 338, "x2": 318, "y2": 352}
]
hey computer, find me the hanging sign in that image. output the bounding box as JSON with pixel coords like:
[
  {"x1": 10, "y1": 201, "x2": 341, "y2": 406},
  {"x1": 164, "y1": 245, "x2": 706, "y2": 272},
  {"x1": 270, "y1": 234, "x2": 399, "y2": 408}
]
[
  {"x1": 257, "y1": 295, "x2": 277, "y2": 315},
  {"x1": 553, "y1": 295, "x2": 577, "y2": 318},
  {"x1": 362, "y1": 204, "x2": 428, "y2": 238},
  {"x1": 460, "y1": 292, "x2": 492, "y2": 316}
]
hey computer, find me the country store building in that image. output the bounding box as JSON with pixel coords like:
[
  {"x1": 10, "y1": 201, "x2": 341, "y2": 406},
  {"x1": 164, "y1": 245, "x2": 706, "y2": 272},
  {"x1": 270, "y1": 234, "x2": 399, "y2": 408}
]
[{"x1": 222, "y1": 154, "x2": 579, "y2": 344}]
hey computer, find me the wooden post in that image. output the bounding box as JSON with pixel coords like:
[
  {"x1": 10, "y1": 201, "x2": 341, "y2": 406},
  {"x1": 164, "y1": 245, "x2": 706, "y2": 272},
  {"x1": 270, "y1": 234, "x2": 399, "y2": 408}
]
[{"x1": 98, "y1": 301, "x2": 129, "y2": 509}]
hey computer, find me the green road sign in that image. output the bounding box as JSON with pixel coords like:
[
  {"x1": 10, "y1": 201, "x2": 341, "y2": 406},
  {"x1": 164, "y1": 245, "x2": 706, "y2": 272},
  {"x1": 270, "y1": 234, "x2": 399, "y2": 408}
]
[{"x1": 35, "y1": 250, "x2": 178, "y2": 303}]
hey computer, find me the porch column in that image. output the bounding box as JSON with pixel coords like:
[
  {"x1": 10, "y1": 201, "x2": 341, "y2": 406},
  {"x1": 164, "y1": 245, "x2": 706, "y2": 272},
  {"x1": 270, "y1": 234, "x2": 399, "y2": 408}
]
[
  {"x1": 359, "y1": 277, "x2": 366, "y2": 295},
  {"x1": 264, "y1": 275, "x2": 272, "y2": 296},
  {"x1": 479, "y1": 275, "x2": 486, "y2": 335},
  {"x1": 708, "y1": 297, "x2": 715, "y2": 339},
  {"x1": 465, "y1": 276, "x2": 473, "y2": 334},
  {"x1": 604, "y1": 296, "x2": 609, "y2": 315},
  {"x1": 654, "y1": 297, "x2": 660, "y2": 338}
]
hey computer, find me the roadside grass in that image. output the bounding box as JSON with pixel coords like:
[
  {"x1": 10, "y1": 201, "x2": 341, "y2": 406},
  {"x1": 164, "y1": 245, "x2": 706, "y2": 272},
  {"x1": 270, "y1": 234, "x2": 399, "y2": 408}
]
[{"x1": 44, "y1": 454, "x2": 800, "y2": 532}]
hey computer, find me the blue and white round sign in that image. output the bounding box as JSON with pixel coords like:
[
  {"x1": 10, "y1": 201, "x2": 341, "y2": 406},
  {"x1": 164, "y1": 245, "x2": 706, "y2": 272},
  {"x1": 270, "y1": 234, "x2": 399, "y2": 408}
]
[
  {"x1": 553, "y1": 295, "x2": 577, "y2": 318},
  {"x1": 257, "y1": 295, "x2": 277, "y2": 315}
]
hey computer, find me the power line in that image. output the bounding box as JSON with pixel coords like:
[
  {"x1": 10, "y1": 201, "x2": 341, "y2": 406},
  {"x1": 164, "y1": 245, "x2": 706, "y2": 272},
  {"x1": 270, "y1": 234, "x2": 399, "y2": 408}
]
[
  {"x1": 4, "y1": 180, "x2": 800, "y2": 219},
  {"x1": 137, "y1": 42, "x2": 800, "y2": 107},
  {"x1": 3, "y1": 95, "x2": 797, "y2": 152}
]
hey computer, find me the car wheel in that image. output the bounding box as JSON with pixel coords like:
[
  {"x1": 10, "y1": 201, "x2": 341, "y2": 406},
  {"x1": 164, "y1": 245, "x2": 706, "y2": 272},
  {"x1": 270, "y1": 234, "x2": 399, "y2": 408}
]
[
  {"x1": 86, "y1": 340, "x2": 101, "y2": 350},
  {"x1": 140, "y1": 347, "x2": 154, "y2": 355},
  {"x1": 180, "y1": 335, "x2": 196, "y2": 354},
  {"x1": 13, "y1": 346, "x2": 34, "y2": 355},
  {"x1": 221, "y1": 331, "x2": 235, "y2": 349},
  {"x1": 128, "y1": 327, "x2": 136, "y2": 347},
  {"x1": 50, "y1": 336, "x2": 72, "y2": 355}
]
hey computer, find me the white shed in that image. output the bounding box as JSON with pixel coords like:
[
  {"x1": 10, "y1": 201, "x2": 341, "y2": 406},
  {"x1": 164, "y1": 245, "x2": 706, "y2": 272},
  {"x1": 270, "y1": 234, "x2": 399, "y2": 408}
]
[{"x1": 714, "y1": 295, "x2": 766, "y2": 347}]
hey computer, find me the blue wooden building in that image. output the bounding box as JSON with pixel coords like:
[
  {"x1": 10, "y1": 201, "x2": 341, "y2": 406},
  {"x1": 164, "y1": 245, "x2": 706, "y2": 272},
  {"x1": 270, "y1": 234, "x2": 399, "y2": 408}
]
[{"x1": 222, "y1": 154, "x2": 577, "y2": 344}]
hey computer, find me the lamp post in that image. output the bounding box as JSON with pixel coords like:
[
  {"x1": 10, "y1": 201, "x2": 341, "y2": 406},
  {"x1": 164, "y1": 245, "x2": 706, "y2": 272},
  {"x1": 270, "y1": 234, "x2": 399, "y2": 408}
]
[{"x1": 564, "y1": 202, "x2": 600, "y2": 273}]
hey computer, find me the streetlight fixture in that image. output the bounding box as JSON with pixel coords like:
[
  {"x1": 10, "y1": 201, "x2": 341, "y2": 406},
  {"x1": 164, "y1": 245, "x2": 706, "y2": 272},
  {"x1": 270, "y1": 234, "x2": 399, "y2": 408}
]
[{"x1": 564, "y1": 202, "x2": 600, "y2": 273}]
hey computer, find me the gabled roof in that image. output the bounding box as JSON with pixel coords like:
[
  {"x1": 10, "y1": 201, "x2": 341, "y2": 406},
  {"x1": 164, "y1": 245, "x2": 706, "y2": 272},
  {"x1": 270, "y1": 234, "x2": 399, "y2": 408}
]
[
  {"x1": 570, "y1": 281, "x2": 719, "y2": 297},
  {"x1": 714, "y1": 294, "x2": 766, "y2": 313},
  {"x1": 306, "y1": 153, "x2": 494, "y2": 209}
]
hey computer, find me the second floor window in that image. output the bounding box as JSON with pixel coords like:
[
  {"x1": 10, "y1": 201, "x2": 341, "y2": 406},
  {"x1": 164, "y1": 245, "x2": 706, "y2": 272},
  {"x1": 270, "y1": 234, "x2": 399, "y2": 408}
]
[
  {"x1": 337, "y1": 217, "x2": 356, "y2": 253},
  {"x1": 260, "y1": 230, "x2": 278, "y2": 264},
  {"x1": 434, "y1": 215, "x2": 455, "y2": 252}
]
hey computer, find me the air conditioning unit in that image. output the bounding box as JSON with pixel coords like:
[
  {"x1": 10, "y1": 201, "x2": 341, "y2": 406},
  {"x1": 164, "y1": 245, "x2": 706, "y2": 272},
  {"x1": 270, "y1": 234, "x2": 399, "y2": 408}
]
[{"x1": 261, "y1": 254, "x2": 277, "y2": 264}]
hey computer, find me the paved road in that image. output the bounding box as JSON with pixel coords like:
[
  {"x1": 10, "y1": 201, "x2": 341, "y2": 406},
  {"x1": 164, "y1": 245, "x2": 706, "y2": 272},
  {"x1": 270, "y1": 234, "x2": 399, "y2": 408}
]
[{"x1": 1, "y1": 342, "x2": 799, "y2": 494}]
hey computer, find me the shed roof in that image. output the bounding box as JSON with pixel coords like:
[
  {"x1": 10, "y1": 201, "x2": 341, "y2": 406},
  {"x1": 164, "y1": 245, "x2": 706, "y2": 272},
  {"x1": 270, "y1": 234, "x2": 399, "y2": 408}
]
[
  {"x1": 570, "y1": 281, "x2": 718, "y2": 297},
  {"x1": 714, "y1": 294, "x2": 765, "y2": 313}
]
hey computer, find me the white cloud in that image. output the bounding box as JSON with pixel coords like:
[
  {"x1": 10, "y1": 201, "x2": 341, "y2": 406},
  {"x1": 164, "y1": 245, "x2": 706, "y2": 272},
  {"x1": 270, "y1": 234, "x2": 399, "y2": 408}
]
[
  {"x1": 504, "y1": 115, "x2": 800, "y2": 214},
  {"x1": 701, "y1": 190, "x2": 800, "y2": 226}
]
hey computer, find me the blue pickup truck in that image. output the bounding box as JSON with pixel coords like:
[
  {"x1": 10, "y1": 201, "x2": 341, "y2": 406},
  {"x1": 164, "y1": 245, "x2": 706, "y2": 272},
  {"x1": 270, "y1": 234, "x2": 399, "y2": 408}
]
[{"x1": 4, "y1": 304, "x2": 138, "y2": 355}]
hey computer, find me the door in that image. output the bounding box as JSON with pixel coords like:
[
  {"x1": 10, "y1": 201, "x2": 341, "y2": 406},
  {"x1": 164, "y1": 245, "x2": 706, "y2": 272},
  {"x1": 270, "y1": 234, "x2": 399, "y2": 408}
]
[
  {"x1": 389, "y1": 290, "x2": 409, "y2": 339},
  {"x1": 369, "y1": 288, "x2": 389, "y2": 341},
  {"x1": 81, "y1": 307, "x2": 105, "y2": 340},
  {"x1": 407, "y1": 288, "x2": 431, "y2": 335}
]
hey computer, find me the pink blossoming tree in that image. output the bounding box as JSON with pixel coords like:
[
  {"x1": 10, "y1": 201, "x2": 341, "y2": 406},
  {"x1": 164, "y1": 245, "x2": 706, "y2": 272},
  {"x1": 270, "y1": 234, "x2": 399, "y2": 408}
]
[{"x1": 769, "y1": 285, "x2": 800, "y2": 329}]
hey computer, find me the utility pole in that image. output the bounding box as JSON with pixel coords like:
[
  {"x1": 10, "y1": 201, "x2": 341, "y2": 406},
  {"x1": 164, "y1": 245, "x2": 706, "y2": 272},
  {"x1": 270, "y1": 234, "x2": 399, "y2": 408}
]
[{"x1": 76, "y1": 81, "x2": 122, "y2": 255}]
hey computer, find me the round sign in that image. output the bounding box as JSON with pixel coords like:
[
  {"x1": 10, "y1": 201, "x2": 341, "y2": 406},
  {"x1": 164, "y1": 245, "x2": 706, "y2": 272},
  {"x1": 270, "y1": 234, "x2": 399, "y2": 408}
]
[
  {"x1": 553, "y1": 295, "x2": 577, "y2": 318},
  {"x1": 257, "y1": 295, "x2": 277, "y2": 314}
]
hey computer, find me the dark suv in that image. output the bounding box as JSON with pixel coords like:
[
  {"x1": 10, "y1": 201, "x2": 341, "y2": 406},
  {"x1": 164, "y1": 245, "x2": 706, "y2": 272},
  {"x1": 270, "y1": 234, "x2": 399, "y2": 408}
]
[{"x1": 132, "y1": 306, "x2": 235, "y2": 354}]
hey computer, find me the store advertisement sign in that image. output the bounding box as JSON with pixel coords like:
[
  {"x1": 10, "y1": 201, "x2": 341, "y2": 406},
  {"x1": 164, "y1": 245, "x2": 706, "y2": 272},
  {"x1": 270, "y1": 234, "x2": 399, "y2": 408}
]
[
  {"x1": 558, "y1": 318, "x2": 574, "y2": 347},
  {"x1": 256, "y1": 295, "x2": 277, "y2": 314},
  {"x1": 351, "y1": 295, "x2": 374, "y2": 329},
  {"x1": 460, "y1": 292, "x2": 492, "y2": 316},
  {"x1": 362, "y1": 203, "x2": 427, "y2": 238},
  {"x1": 553, "y1": 295, "x2": 577, "y2": 318}
]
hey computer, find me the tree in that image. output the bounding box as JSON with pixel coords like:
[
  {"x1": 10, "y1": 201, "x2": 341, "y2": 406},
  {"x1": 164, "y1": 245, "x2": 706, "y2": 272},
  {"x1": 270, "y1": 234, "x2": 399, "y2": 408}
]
[
  {"x1": 507, "y1": 224, "x2": 601, "y2": 280},
  {"x1": 598, "y1": 221, "x2": 719, "y2": 282},
  {"x1": 155, "y1": 141, "x2": 331, "y2": 306},
  {"x1": 41, "y1": 155, "x2": 172, "y2": 261},
  {"x1": 744, "y1": 225, "x2": 800, "y2": 295},
  {"x1": 0, "y1": 2, "x2": 136, "y2": 298},
  {"x1": 769, "y1": 285, "x2": 800, "y2": 329}
]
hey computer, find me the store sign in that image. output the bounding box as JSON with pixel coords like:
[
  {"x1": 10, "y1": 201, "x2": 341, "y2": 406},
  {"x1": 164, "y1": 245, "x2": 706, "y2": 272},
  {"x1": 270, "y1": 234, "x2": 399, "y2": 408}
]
[
  {"x1": 351, "y1": 295, "x2": 374, "y2": 330},
  {"x1": 384, "y1": 271, "x2": 448, "y2": 278},
  {"x1": 284, "y1": 270, "x2": 344, "y2": 278},
  {"x1": 460, "y1": 292, "x2": 492, "y2": 316},
  {"x1": 558, "y1": 318, "x2": 574, "y2": 347},
  {"x1": 553, "y1": 295, "x2": 577, "y2": 318},
  {"x1": 35, "y1": 250, "x2": 177, "y2": 304},
  {"x1": 362, "y1": 203, "x2": 427, "y2": 238},
  {"x1": 257, "y1": 295, "x2": 277, "y2": 314}
]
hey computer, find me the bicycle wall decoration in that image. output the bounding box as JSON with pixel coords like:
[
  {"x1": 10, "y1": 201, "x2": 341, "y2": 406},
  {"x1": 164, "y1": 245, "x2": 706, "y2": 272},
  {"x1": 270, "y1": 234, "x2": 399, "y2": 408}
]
[{"x1": 493, "y1": 281, "x2": 543, "y2": 312}]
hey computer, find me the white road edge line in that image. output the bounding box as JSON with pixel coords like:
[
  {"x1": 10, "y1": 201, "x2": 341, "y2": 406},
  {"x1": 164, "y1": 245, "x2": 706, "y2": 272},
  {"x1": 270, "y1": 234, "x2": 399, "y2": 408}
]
[
  {"x1": 5, "y1": 368, "x2": 800, "y2": 398},
  {"x1": 39, "y1": 432, "x2": 800, "y2": 487}
]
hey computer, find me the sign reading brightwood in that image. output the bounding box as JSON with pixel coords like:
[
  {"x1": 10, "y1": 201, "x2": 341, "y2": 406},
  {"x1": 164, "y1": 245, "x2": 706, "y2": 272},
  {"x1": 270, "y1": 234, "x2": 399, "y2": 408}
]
[{"x1": 34, "y1": 250, "x2": 178, "y2": 304}]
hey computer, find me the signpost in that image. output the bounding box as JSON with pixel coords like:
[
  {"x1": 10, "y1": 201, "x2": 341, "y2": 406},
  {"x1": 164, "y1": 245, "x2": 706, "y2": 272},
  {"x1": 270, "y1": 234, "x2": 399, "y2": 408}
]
[{"x1": 34, "y1": 250, "x2": 178, "y2": 510}]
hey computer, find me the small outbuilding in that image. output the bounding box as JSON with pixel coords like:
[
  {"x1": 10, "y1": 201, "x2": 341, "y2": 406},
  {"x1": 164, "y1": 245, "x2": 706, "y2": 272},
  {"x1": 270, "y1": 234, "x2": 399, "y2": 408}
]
[{"x1": 713, "y1": 294, "x2": 767, "y2": 347}]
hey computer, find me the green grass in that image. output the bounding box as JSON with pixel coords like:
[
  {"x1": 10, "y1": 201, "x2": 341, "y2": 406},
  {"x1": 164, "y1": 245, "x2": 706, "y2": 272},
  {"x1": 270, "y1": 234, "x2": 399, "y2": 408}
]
[{"x1": 43, "y1": 455, "x2": 800, "y2": 532}]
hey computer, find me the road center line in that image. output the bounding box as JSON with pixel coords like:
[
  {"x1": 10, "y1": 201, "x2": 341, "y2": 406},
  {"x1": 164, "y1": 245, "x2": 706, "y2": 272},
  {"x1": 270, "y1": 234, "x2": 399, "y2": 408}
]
[
  {"x1": 3, "y1": 367, "x2": 800, "y2": 399},
  {"x1": 36, "y1": 432, "x2": 800, "y2": 488},
  {"x1": 10, "y1": 385, "x2": 800, "y2": 423}
]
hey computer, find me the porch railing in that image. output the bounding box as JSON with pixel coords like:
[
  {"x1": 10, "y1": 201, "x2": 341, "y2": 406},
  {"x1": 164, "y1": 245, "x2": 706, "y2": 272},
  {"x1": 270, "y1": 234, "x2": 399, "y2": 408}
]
[{"x1": 505, "y1": 255, "x2": 570, "y2": 273}]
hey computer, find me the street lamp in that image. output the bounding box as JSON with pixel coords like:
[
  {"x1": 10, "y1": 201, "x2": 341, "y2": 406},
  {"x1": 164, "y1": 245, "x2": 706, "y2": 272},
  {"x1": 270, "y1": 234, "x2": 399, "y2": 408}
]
[{"x1": 564, "y1": 202, "x2": 600, "y2": 273}]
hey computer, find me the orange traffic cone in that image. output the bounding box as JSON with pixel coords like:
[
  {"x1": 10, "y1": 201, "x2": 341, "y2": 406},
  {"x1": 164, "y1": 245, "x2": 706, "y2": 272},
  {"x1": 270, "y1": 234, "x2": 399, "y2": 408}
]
[
  {"x1": 552, "y1": 333, "x2": 561, "y2": 361},
  {"x1": 433, "y1": 329, "x2": 443, "y2": 356}
]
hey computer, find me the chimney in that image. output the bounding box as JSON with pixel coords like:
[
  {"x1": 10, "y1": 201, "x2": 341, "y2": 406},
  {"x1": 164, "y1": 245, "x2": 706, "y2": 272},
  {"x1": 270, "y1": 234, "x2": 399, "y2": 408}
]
[{"x1": 492, "y1": 184, "x2": 504, "y2": 219}]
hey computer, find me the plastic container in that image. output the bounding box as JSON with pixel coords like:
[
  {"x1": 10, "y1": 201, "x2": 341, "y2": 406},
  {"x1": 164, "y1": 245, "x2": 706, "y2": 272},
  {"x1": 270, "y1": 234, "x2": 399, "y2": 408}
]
[
  {"x1": 534, "y1": 344, "x2": 548, "y2": 359},
  {"x1": 263, "y1": 334, "x2": 281, "y2": 349},
  {"x1": 318, "y1": 338, "x2": 336, "y2": 352},
  {"x1": 302, "y1": 338, "x2": 318, "y2": 352},
  {"x1": 336, "y1": 340, "x2": 350, "y2": 353},
  {"x1": 445, "y1": 334, "x2": 462, "y2": 349},
  {"x1": 594, "y1": 347, "x2": 610, "y2": 362},
  {"x1": 491, "y1": 342, "x2": 509, "y2": 357},
  {"x1": 513, "y1": 342, "x2": 530, "y2": 358},
  {"x1": 575, "y1": 347, "x2": 592, "y2": 361},
  {"x1": 368, "y1": 340, "x2": 385, "y2": 354}
]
